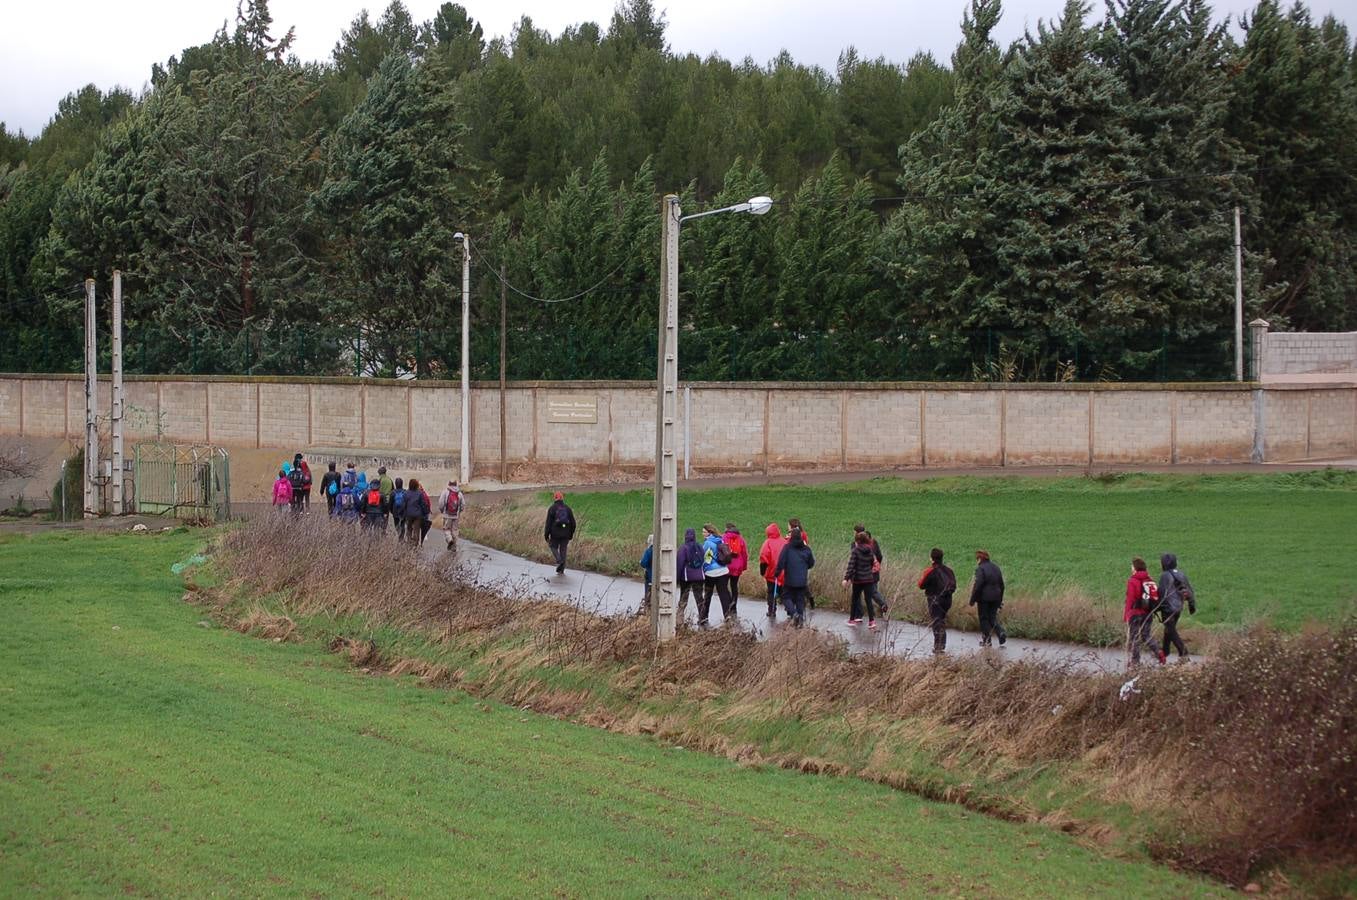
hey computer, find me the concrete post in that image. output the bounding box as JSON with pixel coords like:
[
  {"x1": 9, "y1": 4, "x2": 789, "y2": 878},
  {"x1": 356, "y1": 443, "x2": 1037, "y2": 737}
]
[
  {"x1": 1249, "y1": 319, "x2": 1270, "y2": 382},
  {"x1": 83, "y1": 279, "x2": 98, "y2": 518},
  {"x1": 650, "y1": 195, "x2": 680, "y2": 642},
  {"x1": 111, "y1": 270, "x2": 125, "y2": 514}
]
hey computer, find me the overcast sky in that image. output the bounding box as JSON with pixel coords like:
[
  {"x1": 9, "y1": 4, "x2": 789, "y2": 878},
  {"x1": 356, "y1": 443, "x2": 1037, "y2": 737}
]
[{"x1": 3, "y1": 0, "x2": 1353, "y2": 136}]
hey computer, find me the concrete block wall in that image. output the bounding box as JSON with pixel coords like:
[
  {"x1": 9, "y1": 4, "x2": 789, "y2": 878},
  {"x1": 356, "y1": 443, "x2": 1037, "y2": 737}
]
[
  {"x1": 1262, "y1": 332, "x2": 1357, "y2": 381},
  {"x1": 3, "y1": 375, "x2": 1354, "y2": 475}
]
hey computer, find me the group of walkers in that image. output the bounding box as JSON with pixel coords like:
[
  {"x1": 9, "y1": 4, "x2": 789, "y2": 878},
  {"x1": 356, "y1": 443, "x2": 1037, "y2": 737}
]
[
  {"x1": 635, "y1": 516, "x2": 1198, "y2": 664},
  {"x1": 271, "y1": 454, "x2": 465, "y2": 550}
]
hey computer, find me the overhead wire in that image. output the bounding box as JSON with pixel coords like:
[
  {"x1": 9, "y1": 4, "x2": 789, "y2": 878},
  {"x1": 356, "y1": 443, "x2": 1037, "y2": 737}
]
[{"x1": 469, "y1": 240, "x2": 636, "y2": 304}]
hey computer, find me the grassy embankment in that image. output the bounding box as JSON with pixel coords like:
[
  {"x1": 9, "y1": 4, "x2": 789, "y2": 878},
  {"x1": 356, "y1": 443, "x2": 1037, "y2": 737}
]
[
  {"x1": 0, "y1": 528, "x2": 1240, "y2": 897},
  {"x1": 464, "y1": 471, "x2": 1357, "y2": 645}
]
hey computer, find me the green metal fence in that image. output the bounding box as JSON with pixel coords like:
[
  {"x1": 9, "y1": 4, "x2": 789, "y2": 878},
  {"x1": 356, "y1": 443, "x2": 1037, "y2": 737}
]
[{"x1": 133, "y1": 443, "x2": 231, "y2": 521}]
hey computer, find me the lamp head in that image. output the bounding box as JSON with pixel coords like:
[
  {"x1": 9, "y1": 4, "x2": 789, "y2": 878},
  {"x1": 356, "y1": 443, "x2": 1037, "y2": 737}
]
[
  {"x1": 453, "y1": 232, "x2": 465, "y2": 243},
  {"x1": 746, "y1": 196, "x2": 773, "y2": 216}
]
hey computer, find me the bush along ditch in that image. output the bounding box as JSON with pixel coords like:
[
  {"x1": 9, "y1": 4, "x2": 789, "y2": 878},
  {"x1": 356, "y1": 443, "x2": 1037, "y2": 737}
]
[{"x1": 207, "y1": 514, "x2": 1357, "y2": 888}]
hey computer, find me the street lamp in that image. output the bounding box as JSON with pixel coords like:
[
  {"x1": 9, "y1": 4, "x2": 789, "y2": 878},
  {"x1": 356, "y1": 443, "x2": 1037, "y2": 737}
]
[
  {"x1": 453, "y1": 232, "x2": 471, "y2": 484},
  {"x1": 651, "y1": 194, "x2": 774, "y2": 642}
]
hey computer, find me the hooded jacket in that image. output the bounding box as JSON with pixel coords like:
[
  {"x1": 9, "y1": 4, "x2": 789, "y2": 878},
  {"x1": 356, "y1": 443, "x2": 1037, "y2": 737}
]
[
  {"x1": 1157, "y1": 554, "x2": 1195, "y2": 616},
  {"x1": 969, "y1": 559, "x2": 1005, "y2": 606},
  {"x1": 677, "y1": 528, "x2": 705, "y2": 583},
  {"x1": 1125, "y1": 569, "x2": 1157, "y2": 623},
  {"x1": 272, "y1": 476, "x2": 293, "y2": 506},
  {"x1": 844, "y1": 542, "x2": 877, "y2": 584},
  {"x1": 758, "y1": 524, "x2": 788, "y2": 585},
  {"x1": 772, "y1": 532, "x2": 815, "y2": 588},
  {"x1": 544, "y1": 499, "x2": 576, "y2": 542},
  {"x1": 722, "y1": 528, "x2": 749, "y2": 577},
  {"x1": 702, "y1": 531, "x2": 729, "y2": 577}
]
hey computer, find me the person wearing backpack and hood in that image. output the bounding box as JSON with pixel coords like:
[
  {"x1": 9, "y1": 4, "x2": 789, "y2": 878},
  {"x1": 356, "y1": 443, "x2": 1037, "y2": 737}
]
[
  {"x1": 544, "y1": 491, "x2": 576, "y2": 574},
  {"x1": 361, "y1": 476, "x2": 387, "y2": 533},
  {"x1": 349, "y1": 472, "x2": 369, "y2": 527},
  {"x1": 772, "y1": 527, "x2": 815, "y2": 626},
  {"x1": 758, "y1": 523, "x2": 788, "y2": 618},
  {"x1": 1126, "y1": 557, "x2": 1166, "y2": 668},
  {"x1": 1157, "y1": 553, "x2": 1196, "y2": 662},
  {"x1": 286, "y1": 458, "x2": 307, "y2": 514},
  {"x1": 676, "y1": 527, "x2": 706, "y2": 622},
  {"x1": 391, "y1": 477, "x2": 407, "y2": 541},
  {"x1": 722, "y1": 523, "x2": 749, "y2": 605},
  {"x1": 843, "y1": 531, "x2": 880, "y2": 629},
  {"x1": 701, "y1": 523, "x2": 736, "y2": 622},
  {"x1": 969, "y1": 549, "x2": 1007, "y2": 646},
  {"x1": 788, "y1": 517, "x2": 815, "y2": 608},
  {"x1": 271, "y1": 469, "x2": 293, "y2": 510},
  {"x1": 320, "y1": 462, "x2": 341, "y2": 516},
  {"x1": 918, "y1": 548, "x2": 957, "y2": 654},
  {"x1": 294, "y1": 453, "x2": 313, "y2": 509}
]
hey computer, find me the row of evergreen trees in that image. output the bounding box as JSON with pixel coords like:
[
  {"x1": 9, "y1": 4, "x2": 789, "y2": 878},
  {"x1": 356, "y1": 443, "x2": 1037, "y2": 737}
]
[{"x1": 0, "y1": 0, "x2": 1353, "y2": 381}]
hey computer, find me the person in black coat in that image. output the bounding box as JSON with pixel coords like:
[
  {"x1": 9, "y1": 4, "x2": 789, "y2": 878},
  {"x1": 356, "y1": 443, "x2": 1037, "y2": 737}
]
[
  {"x1": 968, "y1": 549, "x2": 1007, "y2": 646},
  {"x1": 918, "y1": 548, "x2": 957, "y2": 654},
  {"x1": 544, "y1": 491, "x2": 577, "y2": 574},
  {"x1": 319, "y1": 462, "x2": 342, "y2": 516},
  {"x1": 842, "y1": 531, "x2": 880, "y2": 628},
  {"x1": 772, "y1": 528, "x2": 815, "y2": 626}
]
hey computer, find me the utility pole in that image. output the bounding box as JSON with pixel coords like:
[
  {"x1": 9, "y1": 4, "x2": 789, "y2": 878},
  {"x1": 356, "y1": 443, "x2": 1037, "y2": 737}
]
[
  {"x1": 455, "y1": 232, "x2": 471, "y2": 484},
  {"x1": 1234, "y1": 206, "x2": 1244, "y2": 382},
  {"x1": 651, "y1": 195, "x2": 681, "y2": 642},
  {"x1": 499, "y1": 265, "x2": 507, "y2": 484},
  {"x1": 111, "y1": 270, "x2": 125, "y2": 514},
  {"x1": 83, "y1": 278, "x2": 98, "y2": 518}
]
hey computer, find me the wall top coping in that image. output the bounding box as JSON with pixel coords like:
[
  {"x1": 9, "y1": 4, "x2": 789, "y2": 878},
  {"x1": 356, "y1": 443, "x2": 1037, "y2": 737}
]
[{"x1": 0, "y1": 372, "x2": 1302, "y2": 392}]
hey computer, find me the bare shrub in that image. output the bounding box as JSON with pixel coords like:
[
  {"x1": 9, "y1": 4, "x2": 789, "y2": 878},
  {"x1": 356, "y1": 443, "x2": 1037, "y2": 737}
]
[{"x1": 215, "y1": 514, "x2": 1357, "y2": 885}]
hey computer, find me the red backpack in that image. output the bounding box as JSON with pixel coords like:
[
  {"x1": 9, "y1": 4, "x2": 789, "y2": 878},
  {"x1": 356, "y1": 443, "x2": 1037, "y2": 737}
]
[{"x1": 367, "y1": 487, "x2": 382, "y2": 509}]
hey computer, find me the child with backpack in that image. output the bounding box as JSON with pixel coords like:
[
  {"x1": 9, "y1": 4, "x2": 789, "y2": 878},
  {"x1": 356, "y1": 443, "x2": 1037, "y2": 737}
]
[
  {"x1": 843, "y1": 531, "x2": 879, "y2": 629},
  {"x1": 361, "y1": 478, "x2": 386, "y2": 532},
  {"x1": 676, "y1": 527, "x2": 706, "y2": 622},
  {"x1": 391, "y1": 478, "x2": 407, "y2": 541},
  {"x1": 917, "y1": 548, "x2": 957, "y2": 654},
  {"x1": 722, "y1": 523, "x2": 749, "y2": 605},
  {"x1": 1125, "y1": 557, "x2": 1166, "y2": 668},
  {"x1": 406, "y1": 479, "x2": 432, "y2": 545},
  {"x1": 543, "y1": 492, "x2": 576, "y2": 574},
  {"x1": 639, "y1": 534, "x2": 654, "y2": 613},
  {"x1": 271, "y1": 469, "x2": 293, "y2": 510},
  {"x1": 771, "y1": 527, "x2": 815, "y2": 627},
  {"x1": 336, "y1": 467, "x2": 360, "y2": 524},
  {"x1": 1157, "y1": 553, "x2": 1197, "y2": 662},
  {"x1": 287, "y1": 459, "x2": 308, "y2": 514}
]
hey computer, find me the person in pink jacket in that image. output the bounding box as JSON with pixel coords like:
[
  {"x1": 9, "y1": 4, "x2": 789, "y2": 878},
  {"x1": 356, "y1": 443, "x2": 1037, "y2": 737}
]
[
  {"x1": 722, "y1": 523, "x2": 749, "y2": 605},
  {"x1": 271, "y1": 469, "x2": 293, "y2": 510}
]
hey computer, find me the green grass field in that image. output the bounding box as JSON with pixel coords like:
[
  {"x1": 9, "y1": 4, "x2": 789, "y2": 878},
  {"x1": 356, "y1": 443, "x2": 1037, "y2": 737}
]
[
  {"x1": 0, "y1": 529, "x2": 1227, "y2": 896},
  {"x1": 471, "y1": 471, "x2": 1357, "y2": 634}
]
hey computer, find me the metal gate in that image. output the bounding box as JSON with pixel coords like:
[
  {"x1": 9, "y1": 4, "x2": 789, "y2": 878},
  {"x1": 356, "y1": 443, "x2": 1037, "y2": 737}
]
[{"x1": 133, "y1": 443, "x2": 231, "y2": 521}]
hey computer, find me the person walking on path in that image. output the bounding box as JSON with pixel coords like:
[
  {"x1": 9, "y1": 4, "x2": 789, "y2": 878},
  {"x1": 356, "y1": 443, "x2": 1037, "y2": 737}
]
[
  {"x1": 407, "y1": 479, "x2": 432, "y2": 545},
  {"x1": 544, "y1": 491, "x2": 576, "y2": 574},
  {"x1": 287, "y1": 457, "x2": 308, "y2": 514},
  {"x1": 438, "y1": 479, "x2": 464, "y2": 551},
  {"x1": 677, "y1": 527, "x2": 706, "y2": 621},
  {"x1": 788, "y1": 517, "x2": 814, "y2": 608},
  {"x1": 918, "y1": 548, "x2": 957, "y2": 654},
  {"x1": 293, "y1": 453, "x2": 313, "y2": 509},
  {"x1": 1125, "y1": 557, "x2": 1167, "y2": 668},
  {"x1": 319, "y1": 462, "x2": 341, "y2": 516},
  {"x1": 969, "y1": 549, "x2": 1007, "y2": 646},
  {"x1": 639, "y1": 534, "x2": 654, "y2": 612},
  {"x1": 359, "y1": 477, "x2": 386, "y2": 532},
  {"x1": 701, "y1": 523, "x2": 736, "y2": 622},
  {"x1": 271, "y1": 469, "x2": 293, "y2": 510},
  {"x1": 723, "y1": 523, "x2": 749, "y2": 605},
  {"x1": 758, "y1": 523, "x2": 788, "y2": 618},
  {"x1": 843, "y1": 531, "x2": 879, "y2": 629},
  {"x1": 854, "y1": 524, "x2": 887, "y2": 617},
  {"x1": 376, "y1": 467, "x2": 394, "y2": 508},
  {"x1": 1157, "y1": 553, "x2": 1196, "y2": 662},
  {"x1": 772, "y1": 527, "x2": 815, "y2": 626},
  {"x1": 391, "y1": 478, "x2": 407, "y2": 541}
]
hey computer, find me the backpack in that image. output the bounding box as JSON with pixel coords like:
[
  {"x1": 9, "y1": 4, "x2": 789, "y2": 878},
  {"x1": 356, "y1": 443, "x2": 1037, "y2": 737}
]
[
  {"x1": 551, "y1": 504, "x2": 572, "y2": 535},
  {"x1": 1137, "y1": 578, "x2": 1159, "y2": 612},
  {"x1": 288, "y1": 466, "x2": 306, "y2": 491},
  {"x1": 682, "y1": 545, "x2": 705, "y2": 582},
  {"x1": 392, "y1": 488, "x2": 406, "y2": 517},
  {"x1": 338, "y1": 489, "x2": 355, "y2": 512},
  {"x1": 327, "y1": 479, "x2": 338, "y2": 497},
  {"x1": 366, "y1": 487, "x2": 382, "y2": 510},
  {"x1": 936, "y1": 565, "x2": 957, "y2": 599},
  {"x1": 715, "y1": 539, "x2": 732, "y2": 566}
]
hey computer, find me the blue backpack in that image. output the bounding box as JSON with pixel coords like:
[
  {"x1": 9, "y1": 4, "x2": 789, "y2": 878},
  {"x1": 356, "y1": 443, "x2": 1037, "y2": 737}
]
[{"x1": 391, "y1": 488, "x2": 407, "y2": 518}]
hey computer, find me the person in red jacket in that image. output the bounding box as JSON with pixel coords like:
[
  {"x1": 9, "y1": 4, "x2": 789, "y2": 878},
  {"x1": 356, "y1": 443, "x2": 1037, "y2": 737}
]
[
  {"x1": 758, "y1": 523, "x2": 788, "y2": 618},
  {"x1": 1125, "y1": 557, "x2": 1166, "y2": 668},
  {"x1": 723, "y1": 523, "x2": 749, "y2": 606}
]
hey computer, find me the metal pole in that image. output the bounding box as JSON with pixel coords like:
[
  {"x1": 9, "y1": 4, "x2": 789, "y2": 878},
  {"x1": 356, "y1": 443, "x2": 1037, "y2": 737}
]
[
  {"x1": 111, "y1": 269, "x2": 125, "y2": 514},
  {"x1": 651, "y1": 196, "x2": 681, "y2": 642},
  {"x1": 59, "y1": 459, "x2": 66, "y2": 522},
  {"x1": 460, "y1": 237, "x2": 472, "y2": 484},
  {"x1": 83, "y1": 278, "x2": 98, "y2": 518},
  {"x1": 683, "y1": 385, "x2": 691, "y2": 480},
  {"x1": 499, "y1": 265, "x2": 507, "y2": 484},
  {"x1": 1234, "y1": 206, "x2": 1244, "y2": 382}
]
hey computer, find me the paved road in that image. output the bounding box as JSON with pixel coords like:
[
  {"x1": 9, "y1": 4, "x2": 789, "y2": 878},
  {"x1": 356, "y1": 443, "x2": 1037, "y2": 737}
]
[{"x1": 427, "y1": 538, "x2": 1134, "y2": 674}]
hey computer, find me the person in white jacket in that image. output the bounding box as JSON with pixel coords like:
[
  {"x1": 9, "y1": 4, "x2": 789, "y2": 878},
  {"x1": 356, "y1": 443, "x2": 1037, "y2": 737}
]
[{"x1": 437, "y1": 480, "x2": 465, "y2": 551}]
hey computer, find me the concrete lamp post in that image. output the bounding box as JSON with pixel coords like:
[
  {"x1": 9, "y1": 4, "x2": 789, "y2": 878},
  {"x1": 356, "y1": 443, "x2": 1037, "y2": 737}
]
[
  {"x1": 454, "y1": 232, "x2": 471, "y2": 485},
  {"x1": 650, "y1": 194, "x2": 773, "y2": 642}
]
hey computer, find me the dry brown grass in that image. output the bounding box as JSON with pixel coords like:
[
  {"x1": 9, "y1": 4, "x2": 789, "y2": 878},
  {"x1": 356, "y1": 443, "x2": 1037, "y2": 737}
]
[{"x1": 211, "y1": 514, "x2": 1357, "y2": 887}]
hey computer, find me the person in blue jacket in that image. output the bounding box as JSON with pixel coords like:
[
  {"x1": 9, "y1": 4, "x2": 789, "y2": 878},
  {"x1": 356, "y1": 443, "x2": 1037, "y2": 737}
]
[
  {"x1": 639, "y1": 534, "x2": 654, "y2": 612},
  {"x1": 701, "y1": 523, "x2": 736, "y2": 623}
]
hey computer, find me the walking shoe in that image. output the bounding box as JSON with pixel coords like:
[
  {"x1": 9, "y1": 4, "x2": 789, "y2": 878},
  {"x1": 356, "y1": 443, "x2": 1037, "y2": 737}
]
[
  {"x1": 878, "y1": 602, "x2": 889, "y2": 615},
  {"x1": 793, "y1": 614, "x2": 804, "y2": 627},
  {"x1": 446, "y1": 539, "x2": 454, "y2": 550},
  {"x1": 555, "y1": 564, "x2": 564, "y2": 574},
  {"x1": 868, "y1": 620, "x2": 877, "y2": 630},
  {"x1": 1157, "y1": 650, "x2": 1167, "y2": 665},
  {"x1": 998, "y1": 633, "x2": 1007, "y2": 646},
  {"x1": 846, "y1": 618, "x2": 862, "y2": 626}
]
